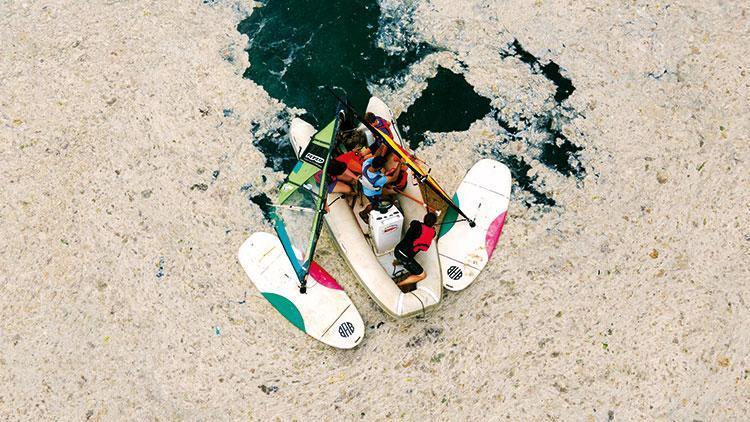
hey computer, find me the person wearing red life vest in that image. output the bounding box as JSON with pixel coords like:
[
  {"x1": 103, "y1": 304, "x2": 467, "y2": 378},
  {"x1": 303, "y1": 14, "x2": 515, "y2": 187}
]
[
  {"x1": 336, "y1": 130, "x2": 372, "y2": 174},
  {"x1": 335, "y1": 147, "x2": 370, "y2": 174},
  {"x1": 394, "y1": 212, "x2": 438, "y2": 287}
]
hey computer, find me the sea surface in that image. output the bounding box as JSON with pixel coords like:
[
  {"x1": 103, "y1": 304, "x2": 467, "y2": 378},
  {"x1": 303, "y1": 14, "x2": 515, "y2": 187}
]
[
  {"x1": 2, "y1": 0, "x2": 747, "y2": 420},
  {"x1": 236, "y1": 0, "x2": 585, "y2": 208}
]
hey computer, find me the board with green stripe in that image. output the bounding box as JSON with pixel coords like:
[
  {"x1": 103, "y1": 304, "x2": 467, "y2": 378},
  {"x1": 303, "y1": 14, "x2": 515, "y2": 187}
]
[{"x1": 238, "y1": 232, "x2": 364, "y2": 349}]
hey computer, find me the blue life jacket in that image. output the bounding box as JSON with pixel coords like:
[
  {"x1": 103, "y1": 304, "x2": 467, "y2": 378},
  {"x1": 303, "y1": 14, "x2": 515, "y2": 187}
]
[{"x1": 360, "y1": 158, "x2": 386, "y2": 197}]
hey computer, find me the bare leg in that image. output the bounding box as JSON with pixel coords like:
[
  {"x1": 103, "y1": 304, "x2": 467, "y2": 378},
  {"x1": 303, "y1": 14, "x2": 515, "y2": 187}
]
[
  {"x1": 386, "y1": 162, "x2": 402, "y2": 179},
  {"x1": 383, "y1": 152, "x2": 398, "y2": 171},
  {"x1": 338, "y1": 169, "x2": 359, "y2": 183},
  {"x1": 397, "y1": 271, "x2": 426, "y2": 287},
  {"x1": 331, "y1": 182, "x2": 352, "y2": 194}
]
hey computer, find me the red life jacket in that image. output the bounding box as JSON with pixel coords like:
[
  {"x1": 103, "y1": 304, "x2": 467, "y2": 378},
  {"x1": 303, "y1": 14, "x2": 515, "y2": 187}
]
[
  {"x1": 392, "y1": 168, "x2": 408, "y2": 191},
  {"x1": 336, "y1": 150, "x2": 363, "y2": 165},
  {"x1": 412, "y1": 224, "x2": 435, "y2": 252},
  {"x1": 335, "y1": 151, "x2": 364, "y2": 173}
]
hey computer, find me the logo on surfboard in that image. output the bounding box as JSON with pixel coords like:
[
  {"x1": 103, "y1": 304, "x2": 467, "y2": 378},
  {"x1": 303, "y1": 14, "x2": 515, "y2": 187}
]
[
  {"x1": 338, "y1": 322, "x2": 355, "y2": 338},
  {"x1": 447, "y1": 266, "x2": 463, "y2": 280}
]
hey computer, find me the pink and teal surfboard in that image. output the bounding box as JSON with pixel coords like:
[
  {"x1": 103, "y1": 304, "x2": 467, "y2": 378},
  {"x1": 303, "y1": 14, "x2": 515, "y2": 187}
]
[
  {"x1": 238, "y1": 232, "x2": 364, "y2": 348},
  {"x1": 437, "y1": 159, "x2": 512, "y2": 291}
]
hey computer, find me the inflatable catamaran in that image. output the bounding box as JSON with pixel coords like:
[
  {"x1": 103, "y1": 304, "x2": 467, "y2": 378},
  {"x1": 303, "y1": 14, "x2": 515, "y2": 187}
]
[
  {"x1": 328, "y1": 94, "x2": 511, "y2": 294},
  {"x1": 239, "y1": 93, "x2": 512, "y2": 345},
  {"x1": 290, "y1": 97, "x2": 444, "y2": 318}
]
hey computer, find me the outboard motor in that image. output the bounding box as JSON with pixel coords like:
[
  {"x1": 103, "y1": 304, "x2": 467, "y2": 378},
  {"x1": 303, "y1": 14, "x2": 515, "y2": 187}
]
[{"x1": 368, "y1": 202, "x2": 403, "y2": 256}]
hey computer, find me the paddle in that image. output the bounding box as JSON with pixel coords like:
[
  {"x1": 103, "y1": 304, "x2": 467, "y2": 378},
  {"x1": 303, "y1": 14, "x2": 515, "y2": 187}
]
[{"x1": 394, "y1": 189, "x2": 439, "y2": 214}]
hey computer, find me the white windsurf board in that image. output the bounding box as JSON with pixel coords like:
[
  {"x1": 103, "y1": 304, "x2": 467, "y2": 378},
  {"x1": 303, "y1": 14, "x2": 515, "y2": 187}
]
[
  {"x1": 238, "y1": 232, "x2": 364, "y2": 348},
  {"x1": 437, "y1": 159, "x2": 512, "y2": 291}
]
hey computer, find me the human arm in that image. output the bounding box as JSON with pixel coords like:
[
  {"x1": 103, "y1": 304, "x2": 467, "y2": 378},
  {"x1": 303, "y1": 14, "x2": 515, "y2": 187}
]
[{"x1": 385, "y1": 161, "x2": 403, "y2": 183}]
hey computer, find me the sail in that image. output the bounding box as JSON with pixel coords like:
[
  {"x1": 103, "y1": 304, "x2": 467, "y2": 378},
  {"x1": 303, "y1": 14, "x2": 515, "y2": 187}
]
[
  {"x1": 324, "y1": 87, "x2": 476, "y2": 226},
  {"x1": 273, "y1": 117, "x2": 339, "y2": 283},
  {"x1": 368, "y1": 124, "x2": 473, "y2": 224}
]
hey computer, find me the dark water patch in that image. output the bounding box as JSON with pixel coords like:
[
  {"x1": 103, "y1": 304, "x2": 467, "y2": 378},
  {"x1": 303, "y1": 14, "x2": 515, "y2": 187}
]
[
  {"x1": 478, "y1": 144, "x2": 556, "y2": 207},
  {"x1": 397, "y1": 66, "x2": 492, "y2": 149},
  {"x1": 232, "y1": 1, "x2": 584, "y2": 210},
  {"x1": 491, "y1": 109, "x2": 584, "y2": 181},
  {"x1": 251, "y1": 193, "x2": 273, "y2": 220},
  {"x1": 237, "y1": 0, "x2": 433, "y2": 124},
  {"x1": 533, "y1": 114, "x2": 585, "y2": 178},
  {"x1": 539, "y1": 139, "x2": 583, "y2": 178},
  {"x1": 242, "y1": 183, "x2": 273, "y2": 220},
  {"x1": 501, "y1": 40, "x2": 575, "y2": 103},
  {"x1": 538, "y1": 133, "x2": 584, "y2": 178},
  {"x1": 491, "y1": 110, "x2": 521, "y2": 137},
  {"x1": 250, "y1": 110, "x2": 296, "y2": 173}
]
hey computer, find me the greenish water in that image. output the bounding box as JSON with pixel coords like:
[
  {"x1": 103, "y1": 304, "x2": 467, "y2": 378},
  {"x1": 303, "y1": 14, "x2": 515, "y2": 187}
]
[
  {"x1": 536, "y1": 116, "x2": 584, "y2": 177},
  {"x1": 235, "y1": 1, "x2": 584, "y2": 207},
  {"x1": 501, "y1": 40, "x2": 575, "y2": 103},
  {"x1": 249, "y1": 110, "x2": 298, "y2": 174},
  {"x1": 396, "y1": 66, "x2": 492, "y2": 149},
  {"x1": 237, "y1": 0, "x2": 431, "y2": 126}
]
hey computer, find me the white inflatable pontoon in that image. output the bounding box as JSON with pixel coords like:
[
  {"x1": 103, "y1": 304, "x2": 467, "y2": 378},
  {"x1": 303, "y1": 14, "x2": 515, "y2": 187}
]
[{"x1": 289, "y1": 97, "x2": 442, "y2": 318}]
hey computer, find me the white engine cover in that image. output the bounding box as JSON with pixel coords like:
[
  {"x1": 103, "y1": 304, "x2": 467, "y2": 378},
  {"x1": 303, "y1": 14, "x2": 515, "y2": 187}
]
[{"x1": 369, "y1": 205, "x2": 403, "y2": 255}]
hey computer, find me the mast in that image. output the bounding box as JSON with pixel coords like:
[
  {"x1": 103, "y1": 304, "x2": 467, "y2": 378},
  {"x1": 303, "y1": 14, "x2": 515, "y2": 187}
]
[
  {"x1": 272, "y1": 109, "x2": 343, "y2": 294},
  {"x1": 299, "y1": 106, "x2": 343, "y2": 293}
]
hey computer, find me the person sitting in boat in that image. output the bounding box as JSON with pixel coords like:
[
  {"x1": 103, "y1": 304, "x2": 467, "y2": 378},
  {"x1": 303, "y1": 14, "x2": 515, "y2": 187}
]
[
  {"x1": 363, "y1": 112, "x2": 407, "y2": 187},
  {"x1": 334, "y1": 130, "x2": 372, "y2": 174},
  {"x1": 335, "y1": 146, "x2": 371, "y2": 175},
  {"x1": 317, "y1": 160, "x2": 357, "y2": 195},
  {"x1": 358, "y1": 155, "x2": 403, "y2": 223},
  {"x1": 385, "y1": 155, "x2": 409, "y2": 192},
  {"x1": 364, "y1": 112, "x2": 392, "y2": 157},
  {"x1": 394, "y1": 212, "x2": 438, "y2": 287},
  {"x1": 338, "y1": 128, "x2": 369, "y2": 152}
]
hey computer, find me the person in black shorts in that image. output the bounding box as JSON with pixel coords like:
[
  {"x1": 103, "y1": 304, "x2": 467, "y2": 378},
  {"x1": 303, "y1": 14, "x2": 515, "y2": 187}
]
[{"x1": 394, "y1": 212, "x2": 438, "y2": 287}]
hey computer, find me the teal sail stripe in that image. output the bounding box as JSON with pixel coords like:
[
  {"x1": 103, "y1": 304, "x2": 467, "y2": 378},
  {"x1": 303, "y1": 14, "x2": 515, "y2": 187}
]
[
  {"x1": 438, "y1": 194, "x2": 460, "y2": 238},
  {"x1": 274, "y1": 217, "x2": 307, "y2": 280}
]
